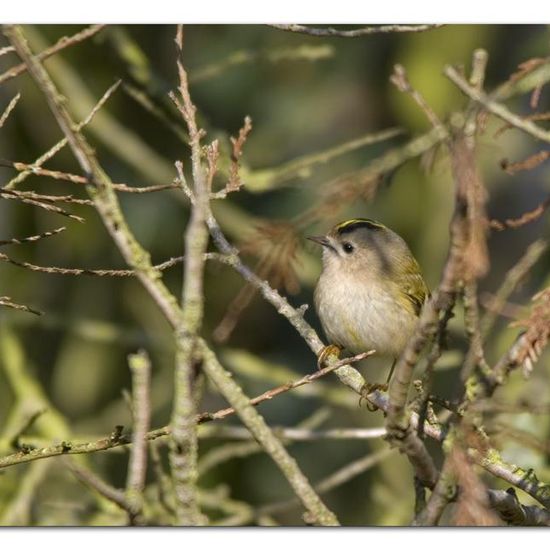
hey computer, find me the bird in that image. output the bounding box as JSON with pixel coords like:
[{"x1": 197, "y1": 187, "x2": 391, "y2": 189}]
[{"x1": 308, "y1": 218, "x2": 428, "y2": 394}]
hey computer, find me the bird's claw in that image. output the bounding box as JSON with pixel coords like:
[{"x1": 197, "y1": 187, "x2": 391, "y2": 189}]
[
  {"x1": 316, "y1": 344, "x2": 341, "y2": 370},
  {"x1": 359, "y1": 382, "x2": 388, "y2": 411}
]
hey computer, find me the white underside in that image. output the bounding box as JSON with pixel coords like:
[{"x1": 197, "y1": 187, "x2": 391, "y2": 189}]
[{"x1": 314, "y1": 270, "x2": 418, "y2": 358}]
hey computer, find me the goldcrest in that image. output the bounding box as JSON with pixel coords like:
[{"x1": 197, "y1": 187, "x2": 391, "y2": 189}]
[{"x1": 309, "y1": 218, "x2": 428, "y2": 386}]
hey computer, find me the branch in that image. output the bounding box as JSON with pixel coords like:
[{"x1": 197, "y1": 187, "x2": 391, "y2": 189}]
[
  {"x1": 0, "y1": 188, "x2": 85, "y2": 222},
  {"x1": 1, "y1": 160, "x2": 180, "y2": 193},
  {"x1": 480, "y1": 240, "x2": 547, "y2": 338},
  {"x1": 269, "y1": 24, "x2": 442, "y2": 38},
  {"x1": 0, "y1": 352, "x2": 371, "y2": 468},
  {"x1": 445, "y1": 64, "x2": 550, "y2": 143},
  {"x1": 0, "y1": 296, "x2": 42, "y2": 315},
  {"x1": 3, "y1": 80, "x2": 120, "y2": 191},
  {"x1": 200, "y1": 425, "x2": 386, "y2": 441},
  {"x1": 166, "y1": 27, "x2": 209, "y2": 525},
  {"x1": 0, "y1": 24, "x2": 105, "y2": 85},
  {"x1": 0, "y1": 250, "x2": 192, "y2": 277},
  {"x1": 0, "y1": 92, "x2": 20, "y2": 129},
  {"x1": 0, "y1": 226, "x2": 66, "y2": 247},
  {"x1": 125, "y1": 350, "x2": 152, "y2": 525},
  {"x1": 200, "y1": 341, "x2": 339, "y2": 526},
  {"x1": 66, "y1": 459, "x2": 130, "y2": 514},
  {"x1": 487, "y1": 488, "x2": 550, "y2": 526}
]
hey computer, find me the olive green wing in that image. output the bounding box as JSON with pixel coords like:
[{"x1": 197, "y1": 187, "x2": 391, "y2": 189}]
[{"x1": 395, "y1": 260, "x2": 429, "y2": 317}]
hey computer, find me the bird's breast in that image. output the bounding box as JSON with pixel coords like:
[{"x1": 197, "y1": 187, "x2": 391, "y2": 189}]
[{"x1": 314, "y1": 270, "x2": 417, "y2": 358}]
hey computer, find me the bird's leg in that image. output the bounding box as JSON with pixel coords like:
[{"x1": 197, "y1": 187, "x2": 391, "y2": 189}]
[
  {"x1": 359, "y1": 360, "x2": 395, "y2": 411},
  {"x1": 316, "y1": 344, "x2": 342, "y2": 370},
  {"x1": 386, "y1": 358, "x2": 397, "y2": 385}
]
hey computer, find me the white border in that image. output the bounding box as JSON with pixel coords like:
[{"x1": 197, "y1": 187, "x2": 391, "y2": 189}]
[{"x1": 0, "y1": 0, "x2": 550, "y2": 24}]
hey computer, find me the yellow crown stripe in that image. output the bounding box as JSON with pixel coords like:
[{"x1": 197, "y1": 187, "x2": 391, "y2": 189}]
[{"x1": 334, "y1": 218, "x2": 385, "y2": 233}]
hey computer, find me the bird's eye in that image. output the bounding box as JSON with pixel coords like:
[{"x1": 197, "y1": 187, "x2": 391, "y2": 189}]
[{"x1": 343, "y1": 242, "x2": 354, "y2": 254}]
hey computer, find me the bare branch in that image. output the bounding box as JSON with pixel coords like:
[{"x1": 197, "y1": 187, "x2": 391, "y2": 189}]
[
  {"x1": 269, "y1": 24, "x2": 443, "y2": 38},
  {"x1": 0, "y1": 226, "x2": 66, "y2": 247},
  {"x1": 0, "y1": 296, "x2": 42, "y2": 315},
  {"x1": 488, "y1": 488, "x2": 550, "y2": 526},
  {"x1": 4, "y1": 80, "x2": 121, "y2": 191},
  {"x1": 0, "y1": 351, "x2": 371, "y2": 469},
  {"x1": 0, "y1": 187, "x2": 85, "y2": 222},
  {"x1": 125, "y1": 350, "x2": 152, "y2": 525},
  {"x1": 1, "y1": 160, "x2": 180, "y2": 193},
  {"x1": 446, "y1": 64, "x2": 550, "y2": 143},
  {"x1": 390, "y1": 64, "x2": 445, "y2": 132},
  {"x1": 200, "y1": 341, "x2": 340, "y2": 526},
  {"x1": 0, "y1": 24, "x2": 105, "y2": 85},
  {"x1": 0, "y1": 93, "x2": 20, "y2": 129},
  {"x1": 0, "y1": 250, "x2": 190, "y2": 277},
  {"x1": 489, "y1": 195, "x2": 550, "y2": 231}
]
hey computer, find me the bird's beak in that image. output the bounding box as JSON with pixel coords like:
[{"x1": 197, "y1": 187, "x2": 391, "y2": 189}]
[{"x1": 307, "y1": 235, "x2": 334, "y2": 251}]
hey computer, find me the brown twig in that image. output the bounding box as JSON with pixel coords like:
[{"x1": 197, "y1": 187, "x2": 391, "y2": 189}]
[
  {"x1": 489, "y1": 195, "x2": 550, "y2": 231},
  {"x1": 500, "y1": 150, "x2": 550, "y2": 174},
  {"x1": 0, "y1": 187, "x2": 85, "y2": 222},
  {"x1": 211, "y1": 116, "x2": 252, "y2": 199},
  {"x1": 0, "y1": 250, "x2": 189, "y2": 277},
  {"x1": 1, "y1": 160, "x2": 180, "y2": 193},
  {"x1": 0, "y1": 226, "x2": 66, "y2": 246}
]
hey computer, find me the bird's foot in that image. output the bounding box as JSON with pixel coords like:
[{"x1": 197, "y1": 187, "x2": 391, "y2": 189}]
[
  {"x1": 316, "y1": 344, "x2": 342, "y2": 370},
  {"x1": 359, "y1": 382, "x2": 388, "y2": 411}
]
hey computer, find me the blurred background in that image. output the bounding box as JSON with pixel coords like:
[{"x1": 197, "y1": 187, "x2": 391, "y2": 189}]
[{"x1": 0, "y1": 24, "x2": 549, "y2": 526}]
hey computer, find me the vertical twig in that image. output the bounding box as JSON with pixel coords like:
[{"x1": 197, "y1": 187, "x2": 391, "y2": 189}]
[
  {"x1": 126, "y1": 350, "x2": 152, "y2": 525},
  {"x1": 166, "y1": 25, "x2": 209, "y2": 525}
]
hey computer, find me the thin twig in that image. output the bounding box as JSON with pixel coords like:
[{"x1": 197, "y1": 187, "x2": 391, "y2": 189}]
[
  {"x1": 0, "y1": 93, "x2": 20, "y2": 129},
  {"x1": 0, "y1": 250, "x2": 190, "y2": 277},
  {"x1": 3, "y1": 80, "x2": 121, "y2": 191},
  {"x1": 0, "y1": 24, "x2": 105, "y2": 85},
  {"x1": 390, "y1": 64, "x2": 445, "y2": 132},
  {"x1": 489, "y1": 196, "x2": 550, "y2": 231},
  {"x1": 269, "y1": 24, "x2": 442, "y2": 38},
  {"x1": 258, "y1": 448, "x2": 393, "y2": 518},
  {"x1": 0, "y1": 188, "x2": 85, "y2": 222},
  {"x1": 0, "y1": 352, "x2": 371, "y2": 468},
  {"x1": 66, "y1": 459, "x2": 130, "y2": 513},
  {"x1": 445, "y1": 65, "x2": 550, "y2": 143},
  {"x1": 199, "y1": 425, "x2": 386, "y2": 441},
  {"x1": 0, "y1": 226, "x2": 66, "y2": 247},
  {"x1": 480, "y1": 240, "x2": 547, "y2": 338},
  {"x1": 0, "y1": 296, "x2": 42, "y2": 315},
  {"x1": 1, "y1": 160, "x2": 180, "y2": 193}
]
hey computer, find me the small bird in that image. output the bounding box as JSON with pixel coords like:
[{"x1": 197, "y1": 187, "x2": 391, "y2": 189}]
[{"x1": 308, "y1": 218, "x2": 428, "y2": 392}]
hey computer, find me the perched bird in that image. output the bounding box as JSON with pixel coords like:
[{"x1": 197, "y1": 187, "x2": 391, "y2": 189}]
[{"x1": 308, "y1": 218, "x2": 428, "y2": 391}]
